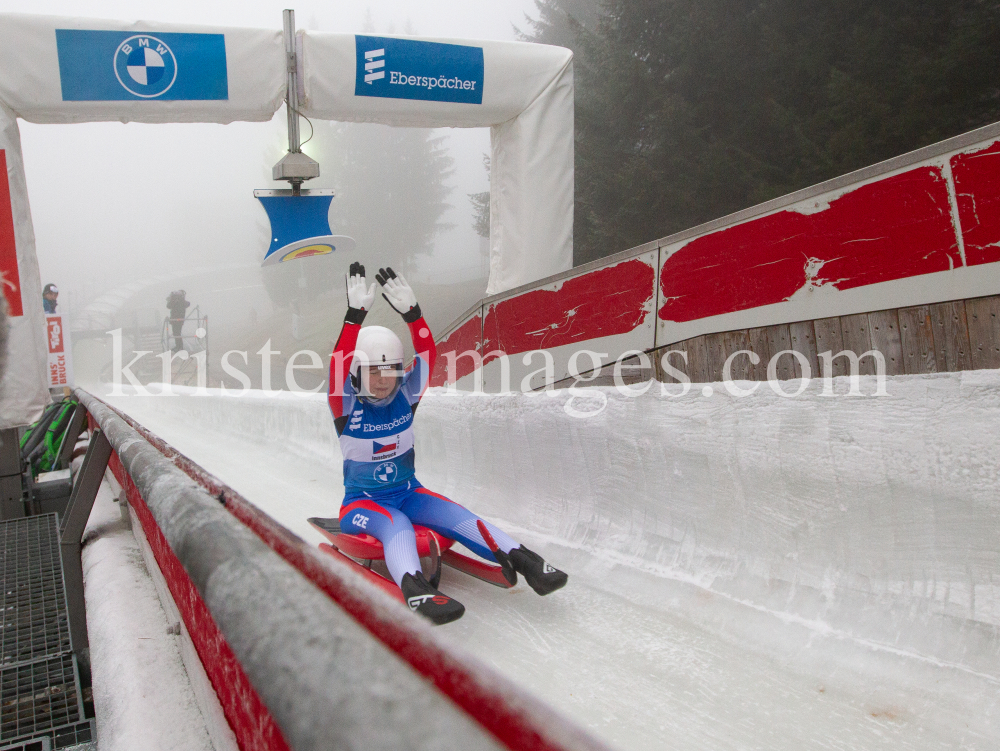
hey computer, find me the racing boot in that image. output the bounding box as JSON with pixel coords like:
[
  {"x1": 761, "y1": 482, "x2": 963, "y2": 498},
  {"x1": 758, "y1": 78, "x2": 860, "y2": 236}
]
[
  {"x1": 489, "y1": 548, "x2": 519, "y2": 586},
  {"x1": 508, "y1": 546, "x2": 568, "y2": 595},
  {"x1": 400, "y1": 571, "x2": 465, "y2": 625}
]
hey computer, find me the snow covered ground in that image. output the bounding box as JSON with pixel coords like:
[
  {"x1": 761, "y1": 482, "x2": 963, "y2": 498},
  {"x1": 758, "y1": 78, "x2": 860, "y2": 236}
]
[
  {"x1": 98, "y1": 370, "x2": 1000, "y2": 751},
  {"x1": 81, "y1": 464, "x2": 229, "y2": 751}
]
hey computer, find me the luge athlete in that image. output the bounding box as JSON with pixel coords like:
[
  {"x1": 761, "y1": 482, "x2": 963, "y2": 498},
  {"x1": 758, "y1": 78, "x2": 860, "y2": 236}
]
[{"x1": 328, "y1": 262, "x2": 567, "y2": 624}]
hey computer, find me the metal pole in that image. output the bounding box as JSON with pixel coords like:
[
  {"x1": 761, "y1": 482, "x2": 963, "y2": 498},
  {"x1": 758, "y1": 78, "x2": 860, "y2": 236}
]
[
  {"x1": 283, "y1": 9, "x2": 300, "y2": 154},
  {"x1": 271, "y1": 9, "x2": 320, "y2": 192},
  {"x1": 60, "y1": 428, "x2": 112, "y2": 665},
  {"x1": 56, "y1": 401, "x2": 87, "y2": 471}
]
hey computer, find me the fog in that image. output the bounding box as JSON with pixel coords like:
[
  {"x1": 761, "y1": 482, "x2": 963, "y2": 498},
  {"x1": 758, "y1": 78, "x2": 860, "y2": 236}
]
[{"x1": 5, "y1": 0, "x2": 540, "y2": 387}]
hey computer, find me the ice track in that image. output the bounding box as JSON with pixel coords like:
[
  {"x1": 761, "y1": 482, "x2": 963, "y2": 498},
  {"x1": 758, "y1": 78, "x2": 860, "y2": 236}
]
[{"x1": 103, "y1": 371, "x2": 1000, "y2": 751}]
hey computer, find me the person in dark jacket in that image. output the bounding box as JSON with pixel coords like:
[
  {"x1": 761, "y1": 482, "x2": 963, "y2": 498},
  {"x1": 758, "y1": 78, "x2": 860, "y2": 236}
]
[
  {"x1": 166, "y1": 290, "x2": 190, "y2": 352},
  {"x1": 42, "y1": 283, "x2": 58, "y2": 314}
]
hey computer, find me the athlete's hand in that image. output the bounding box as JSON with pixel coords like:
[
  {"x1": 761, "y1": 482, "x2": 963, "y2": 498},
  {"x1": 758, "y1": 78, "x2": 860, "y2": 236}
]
[
  {"x1": 346, "y1": 262, "x2": 376, "y2": 311},
  {"x1": 375, "y1": 267, "x2": 422, "y2": 323}
]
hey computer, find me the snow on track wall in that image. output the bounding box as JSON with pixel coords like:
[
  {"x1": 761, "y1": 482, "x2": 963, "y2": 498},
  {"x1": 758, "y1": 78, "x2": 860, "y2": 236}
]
[
  {"x1": 415, "y1": 376, "x2": 1000, "y2": 678},
  {"x1": 128, "y1": 377, "x2": 1000, "y2": 682}
]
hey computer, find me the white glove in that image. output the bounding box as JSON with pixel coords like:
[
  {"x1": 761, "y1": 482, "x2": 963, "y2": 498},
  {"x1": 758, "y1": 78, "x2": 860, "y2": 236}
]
[
  {"x1": 346, "y1": 262, "x2": 376, "y2": 311},
  {"x1": 376, "y1": 267, "x2": 419, "y2": 320}
]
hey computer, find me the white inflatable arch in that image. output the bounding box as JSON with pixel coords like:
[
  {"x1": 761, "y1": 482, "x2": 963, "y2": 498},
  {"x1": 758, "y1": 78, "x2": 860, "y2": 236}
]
[{"x1": 0, "y1": 13, "x2": 573, "y2": 426}]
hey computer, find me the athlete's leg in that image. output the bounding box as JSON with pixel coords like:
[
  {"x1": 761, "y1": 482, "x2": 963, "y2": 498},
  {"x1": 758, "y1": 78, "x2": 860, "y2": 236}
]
[
  {"x1": 401, "y1": 486, "x2": 568, "y2": 595},
  {"x1": 339, "y1": 500, "x2": 420, "y2": 587},
  {"x1": 339, "y1": 497, "x2": 466, "y2": 625},
  {"x1": 399, "y1": 487, "x2": 519, "y2": 561}
]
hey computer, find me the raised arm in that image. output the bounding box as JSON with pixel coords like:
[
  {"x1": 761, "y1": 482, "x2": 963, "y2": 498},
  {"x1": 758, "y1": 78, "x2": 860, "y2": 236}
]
[
  {"x1": 328, "y1": 262, "x2": 375, "y2": 432},
  {"x1": 405, "y1": 315, "x2": 437, "y2": 401},
  {"x1": 376, "y1": 267, "x2": 436, "y2": 404}
]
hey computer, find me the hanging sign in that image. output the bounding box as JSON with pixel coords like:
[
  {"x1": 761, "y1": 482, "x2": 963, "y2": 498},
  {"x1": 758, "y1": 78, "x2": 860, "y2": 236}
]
[
  {"x1": 255, "y1": 189, "x2": 356, "y2": 266},
  {"x1": 45, "y1": 314, "x2": 74, "y2": 389}
]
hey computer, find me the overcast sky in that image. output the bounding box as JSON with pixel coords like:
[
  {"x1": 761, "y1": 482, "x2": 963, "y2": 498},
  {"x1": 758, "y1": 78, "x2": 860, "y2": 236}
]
[{"x1": 2, "y1": 0, "x2": 543, "y2": 326}]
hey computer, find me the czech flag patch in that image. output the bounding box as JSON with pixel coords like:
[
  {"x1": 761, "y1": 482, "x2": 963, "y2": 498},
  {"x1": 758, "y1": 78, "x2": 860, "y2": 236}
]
[{"x1": 373, "y1": 440, "x2": 397, "y2": 455}]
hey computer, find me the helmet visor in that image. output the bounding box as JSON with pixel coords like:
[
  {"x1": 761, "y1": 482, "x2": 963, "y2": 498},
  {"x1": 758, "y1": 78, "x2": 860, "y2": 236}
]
[{"x1": 360, "y1": 363, "x2": 403, "y2": 401}]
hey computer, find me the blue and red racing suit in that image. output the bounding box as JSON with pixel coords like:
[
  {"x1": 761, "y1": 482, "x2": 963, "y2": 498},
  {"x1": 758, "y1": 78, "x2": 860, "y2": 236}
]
[{"x1": 328, "y1": 316, "x2": 518, "y2": 586}]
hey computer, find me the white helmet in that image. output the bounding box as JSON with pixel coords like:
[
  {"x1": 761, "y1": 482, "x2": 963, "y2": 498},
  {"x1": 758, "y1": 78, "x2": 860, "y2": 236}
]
[{"x1": 352, "y1": 326, "x2": 404, "y2": 402}]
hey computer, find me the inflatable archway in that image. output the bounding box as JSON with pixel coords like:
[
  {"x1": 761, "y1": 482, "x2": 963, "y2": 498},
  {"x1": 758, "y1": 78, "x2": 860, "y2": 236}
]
[{"x1": 0, "y1": 12, "x2": 574, "y2": 427}]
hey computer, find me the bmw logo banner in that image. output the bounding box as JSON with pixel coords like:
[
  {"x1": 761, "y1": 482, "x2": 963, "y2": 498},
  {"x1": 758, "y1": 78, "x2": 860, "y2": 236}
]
[
  {"x1": 55, "y1": 30, "x2": 228, "y2": 101},
  {"x1": 355, "y1": 35, "x2": 484, "y2": 105}
]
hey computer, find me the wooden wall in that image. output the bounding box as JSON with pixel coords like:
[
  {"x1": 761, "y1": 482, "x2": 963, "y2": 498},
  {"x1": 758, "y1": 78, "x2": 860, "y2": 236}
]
[{"x1": 653, "y1": 294, "x2": 1000, "y2": 383}]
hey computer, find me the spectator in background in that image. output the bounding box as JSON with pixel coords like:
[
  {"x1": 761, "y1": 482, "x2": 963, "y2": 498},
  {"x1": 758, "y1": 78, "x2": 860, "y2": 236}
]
[
  {"x1": 42, "y1": 283, "x2": 58, "y2": 314},
  {"x1": 166, "y1": 290, "x2": 190, "y2": 353}
]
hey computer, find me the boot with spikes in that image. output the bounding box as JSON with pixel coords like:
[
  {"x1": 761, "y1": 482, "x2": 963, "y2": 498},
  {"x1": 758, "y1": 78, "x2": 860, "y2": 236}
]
[
  {"x1": 509, "y1": 546, "x2": 568, "y2": 595},
  {"x1": 400, "y1": 571, "x2": 465, "y2": 625}
]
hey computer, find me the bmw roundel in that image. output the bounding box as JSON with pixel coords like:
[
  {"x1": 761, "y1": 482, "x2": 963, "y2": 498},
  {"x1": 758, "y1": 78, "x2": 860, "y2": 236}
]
[
  {"x1": 114, "y1": 35, "x2": 178, "y2": 98},
  {"x1": 374, "y1": 462, "x2": 397, "y2": 484}
]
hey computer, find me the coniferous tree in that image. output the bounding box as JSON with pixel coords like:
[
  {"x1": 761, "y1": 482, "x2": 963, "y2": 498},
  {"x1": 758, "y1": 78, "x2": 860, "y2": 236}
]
[
  {"x1": 262, "y1": 121, "x2": 455, "y2": 308},
  {"x1": 316, "y1": 121, "x2": 455, "y2": 262},
  {"x1": 523, "y1": 0, "x2": 1000, "y2": 265},
  {"x1": 468, "y1": 154, "x2": 491, "y2": 239}
]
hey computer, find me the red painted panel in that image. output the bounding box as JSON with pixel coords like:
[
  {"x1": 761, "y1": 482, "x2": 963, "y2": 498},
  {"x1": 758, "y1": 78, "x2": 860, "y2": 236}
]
[
  {"x1": 483, "y1": 258, "x2": 656, "y2": 357},
  {"x1": 428, "y1": 314, "x2": 481, "y2": 387},
  {"x1": 0, "y1": 150, "x2": 23, "y2": 317},
  {"x1": 108, "y1": 450, "x2": 291, "y2": 751},
  {"x1": 658, "y1": 167, "x2": 961, "y2": 323},
  {"x1": 950, "y1": 139, "x2": 1000, "y2": 266}
]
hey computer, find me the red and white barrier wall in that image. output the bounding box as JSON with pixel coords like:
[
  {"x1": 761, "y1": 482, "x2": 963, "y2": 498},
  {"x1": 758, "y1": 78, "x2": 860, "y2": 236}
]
[{"x1": 431, "y1": 121, "x2": 1000, "y2": 390}]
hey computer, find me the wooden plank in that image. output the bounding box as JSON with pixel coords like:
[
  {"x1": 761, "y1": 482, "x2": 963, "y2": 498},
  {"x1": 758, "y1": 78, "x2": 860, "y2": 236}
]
[
  {"x1": 656, "y1": 342, "x2": 690, "y2": 383},
  {"x1": 684, "y1": 335, "x2": 710, "y2": 384},
  {"x1": 704, "y1": 332, "x2": 729, "y2": 383},
  {"x1": 965, "y1": 295, "x2": 1000, "y2": 370},
  {"x1": 867, "y1": 309, "x2": 904, "y2": 376},
  {"x1": 897, "y1": 305, "x2": 936, "y2": 374},
  {"x1": 765, "y1": 324, "x2": 795, "y2": 380},
  {"x1": 839, "y1": 313, "x2": 876, "y2": 376},
  {"x1": 653, "y1": 344, "x2": 671, "y2": 382},
  {"x1": 721, "y1": 330, "x2": 752, "y2": 381},
  {"x1": 747, "y1": 327, "x2": 771, "y2": 381},
  {"x1": 813, "y1": 317, "x2": 848, "y2": 378},
  {"x1": 788, "y1": 321, "x2": 820, "y2": 380},
  {"x1": 930, "y1": 301, "x2": 972, "y2": 372}
]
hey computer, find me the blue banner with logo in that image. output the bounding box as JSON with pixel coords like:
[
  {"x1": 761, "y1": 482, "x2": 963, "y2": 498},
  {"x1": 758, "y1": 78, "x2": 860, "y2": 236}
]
[
  {"x1": 55, "y1": 30, "x2": 229, "y2": 101},
  {"x1": 354, "y1": 35, "x2": 484, "y2": 105}
]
